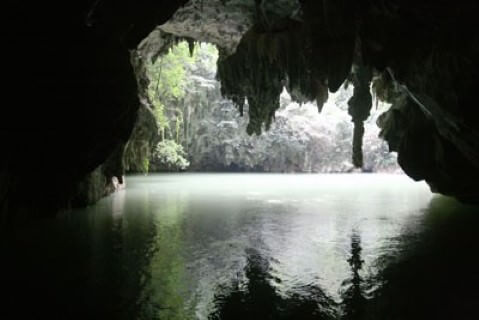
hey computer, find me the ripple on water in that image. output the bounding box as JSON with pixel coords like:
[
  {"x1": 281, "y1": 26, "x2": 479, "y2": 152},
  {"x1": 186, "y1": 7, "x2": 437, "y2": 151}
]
[{"x1": 9, "y1": 174, "x2": 479, "y2": 320}]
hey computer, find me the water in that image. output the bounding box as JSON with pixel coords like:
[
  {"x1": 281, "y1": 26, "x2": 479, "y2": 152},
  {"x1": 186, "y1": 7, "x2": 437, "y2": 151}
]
[{"x1": 2, "y1": 173, "x2": 479, "y2": 319}]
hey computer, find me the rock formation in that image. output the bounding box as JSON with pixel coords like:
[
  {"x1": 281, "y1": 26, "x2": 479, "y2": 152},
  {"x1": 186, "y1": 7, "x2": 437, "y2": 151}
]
[{"x1": 2, "y1": 0, "x2": 479, "y2": 223}]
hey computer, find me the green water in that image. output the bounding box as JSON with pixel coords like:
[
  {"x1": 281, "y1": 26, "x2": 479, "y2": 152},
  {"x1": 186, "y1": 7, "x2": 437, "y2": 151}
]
[{"x1": 3, "y1": 174, "x2": 479, "y2": 319}]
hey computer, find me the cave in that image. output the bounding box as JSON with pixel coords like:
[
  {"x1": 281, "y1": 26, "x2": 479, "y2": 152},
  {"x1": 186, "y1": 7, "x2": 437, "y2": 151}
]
[{"x1": 2, "y1": 1, "x2": 479, "y2": 319}]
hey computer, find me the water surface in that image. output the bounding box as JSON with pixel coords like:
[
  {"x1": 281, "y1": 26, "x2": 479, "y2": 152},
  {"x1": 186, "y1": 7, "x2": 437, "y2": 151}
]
[{"x1": 3, "y1": 174, "x2": 479, "y2": 319}]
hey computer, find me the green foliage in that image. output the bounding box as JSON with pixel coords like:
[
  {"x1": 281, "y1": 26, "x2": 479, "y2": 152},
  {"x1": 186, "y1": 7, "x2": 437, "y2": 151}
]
[
  {"x1": 153, "y1": 102, "x2": 169, "y2": 139},
  {"x1": 147, "y1": 42, "x2": 193, "y2": 138},
  {"x1": 147, "y1": 42, "x2": 194, "y2": 102},
  {"x1": 143, "y1": 41, "x2": 219, "y2": 172},
  {"x1": 141, "y1": 157, "x2": 150, "y2": 174},
  {"x1": 146, "y1": 41, "x2": 218, "y2": 142},
  {"x1": 155, "y1": 140, "x2": 190, "y2": 171}
]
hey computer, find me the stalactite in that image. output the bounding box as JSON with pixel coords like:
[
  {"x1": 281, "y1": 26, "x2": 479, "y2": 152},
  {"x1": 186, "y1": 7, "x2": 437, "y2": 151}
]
[
  {"x1": 352, "y1": 121, "x2": 365, "y2": 168},
  {"x1": 187, "y1": 38, "x2": 195, "y2": 57},
  {"x1": 216, "y1": 1, "x2": 358, "y2": 136},
  {"x1": 348, "y1": 65, "x2": 373, "y2": 168}
]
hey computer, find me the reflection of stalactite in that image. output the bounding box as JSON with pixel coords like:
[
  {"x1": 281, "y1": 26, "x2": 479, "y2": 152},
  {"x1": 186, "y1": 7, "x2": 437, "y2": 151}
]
[
  {"x1": 342, "y1": 231, "x2": 367, "y2": 320},
  {"x1": 210, "y1": 248, "x2": 337, "y2": 319}
]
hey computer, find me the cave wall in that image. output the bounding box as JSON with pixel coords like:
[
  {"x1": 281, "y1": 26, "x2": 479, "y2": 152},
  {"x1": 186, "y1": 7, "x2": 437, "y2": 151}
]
[
  {"x1": 1, "y1": 1, "x2": 186, "y2": 224},
  {"x1": 362, "y1": 0, "x2": 479, "y2": 200}
]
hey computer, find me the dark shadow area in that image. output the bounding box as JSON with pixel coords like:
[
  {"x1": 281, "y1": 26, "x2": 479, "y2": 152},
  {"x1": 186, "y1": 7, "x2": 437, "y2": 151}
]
[
  {"x1": 361, "y1": 196, "x2": 479, "y2": 320},
  {"x1": 0, "y1": 201, "x2": 162, "y2": 320},
  {"x1": 209, "y1": 248, "x2": 338, "y2": 320}
]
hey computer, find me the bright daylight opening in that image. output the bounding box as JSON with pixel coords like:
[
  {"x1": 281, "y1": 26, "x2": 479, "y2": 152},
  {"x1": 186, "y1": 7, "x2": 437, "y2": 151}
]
[{"x1": 127, "y1": 41, "x2": 400, "y2": 174}]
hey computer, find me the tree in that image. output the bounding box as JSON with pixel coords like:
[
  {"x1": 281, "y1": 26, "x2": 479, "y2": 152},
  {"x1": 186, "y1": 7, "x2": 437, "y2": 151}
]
[{"x1": 146, "y1": 42, "x2": 196, "y2": 140}]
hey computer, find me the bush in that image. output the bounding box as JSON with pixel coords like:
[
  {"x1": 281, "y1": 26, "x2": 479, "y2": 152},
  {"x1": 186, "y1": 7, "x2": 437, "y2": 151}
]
[{"x1": 154, "y1": 140, "x2": 190, "y2": 171}]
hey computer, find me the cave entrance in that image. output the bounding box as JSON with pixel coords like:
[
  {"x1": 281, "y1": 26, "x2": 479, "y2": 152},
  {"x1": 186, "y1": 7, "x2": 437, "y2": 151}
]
[
  {"x1": 126, "y1": 39, "x2": 399, "y2": 175},
  {"x1": 5, "y1": 2, "x2": 479, "y2": 318}
]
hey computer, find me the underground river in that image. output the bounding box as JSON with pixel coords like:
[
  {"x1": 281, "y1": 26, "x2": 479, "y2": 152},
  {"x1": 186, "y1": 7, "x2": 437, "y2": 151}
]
[{"x1": 2, "y1": 173, "x2": 479, "y2": 319}]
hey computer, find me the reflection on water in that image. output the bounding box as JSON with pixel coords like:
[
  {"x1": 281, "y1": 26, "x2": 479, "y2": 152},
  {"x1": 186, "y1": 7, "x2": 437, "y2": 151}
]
[
  {"x1": 210, "y1": 234, "x2": 368, "y2": 320},
  {"x1": 362, "y1": 196, "x2": 479, "y2": 320},
  {"x1": 210, "y1": 247, "x2": 337, "y2": 320},
  {"x1": 341, "y1": 232, "x2": 367, "y2": 320},
  {"x1": 2, "y1": 174, "x2": 479, "y2": 319}
]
